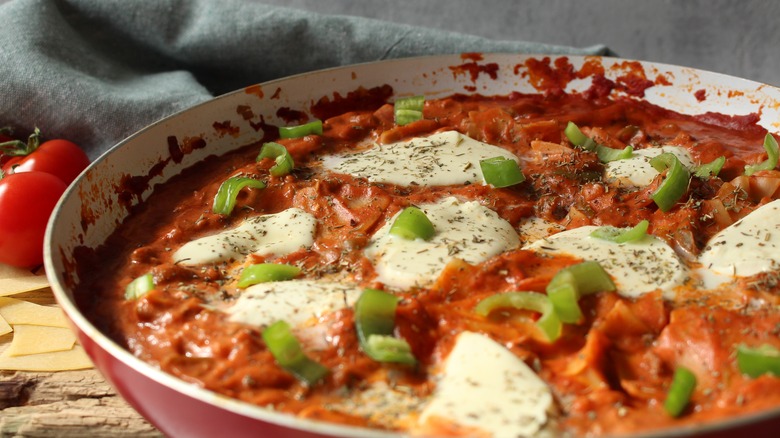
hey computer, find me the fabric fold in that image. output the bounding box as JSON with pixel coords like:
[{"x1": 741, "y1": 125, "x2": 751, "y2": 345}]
[{"x1": 0, "y1": 0, "x2": 614, "y2": 158}]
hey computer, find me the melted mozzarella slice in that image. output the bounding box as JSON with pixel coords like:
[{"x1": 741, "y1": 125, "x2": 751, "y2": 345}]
[
  {"x1": 605, "y1": 145, "x2": 694, "y2": 187},
  {"x1": 227, "y1": 279, "x2": 361, "y2": 328},
  {"x1": 524, "y1": 226, "x2": 687, "y2": 298},
  {"x1": 320, "y1": 130, "x2": 518, "y2": 186},
  {"x1": 365, "y1": 197, "x2": 519, "y2": 289},
  {"x1": 417, "y1": 331, "x2": 552, "y2": 437},
  {"x1": 697, "y1": 199, "x2": 780, "y2": 288},
  {"x1": 173, "y1": 208, "x2": 316, "y2": 265}
]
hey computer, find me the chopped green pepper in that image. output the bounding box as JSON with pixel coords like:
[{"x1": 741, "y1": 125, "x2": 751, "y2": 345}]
[
  {"x1": 694, "y1": 156, "x2": 726, "y2": 178},
  {"x1": 745, "y1": 133, "x2": 779, "y2": 176},
  {"x1": 564, "y1": 121, "x2": 596, "y2": 151},
  {"x1": 278, "y1": 120, "x2": 323, "y2": 139},
  {"x1": 650, "y1": 152, "x2": 691, "y2": 212},
  {"x1": 595, "y1": 144, "x2": 633, "y2": 162},
  {"x1": 475, "y1": 291, "x2": 562, "y2": 341},
  {"x1": 257, "y1": 142, "x2": 294, "y2": 176},
  {"x1": 546, "y1": 261, "x2": 616, "y2": 324},
  {"x1": 394, "y1": 95, "x2": 424, "y2": 126},
  {"x1": 664, "y1": 366, "x2": 696, "y2": 417},
  {"x1": 354, "y1": 288, "x2": 416, "y2": 365},
  {"x1": 125, "y1": 273, "x2": 154, "y2": 300},
  {"x1": 480, "y1": 156, "x2": 526, "y2": 188},
  {"x1": 262, "y1": 320, "x2": 329, "y2": 385},
  {"x1": 237, "y1": 263, "x2": 301, "y2": 288},
  {"x1": 544, "y1": 270, "x2": 580, "y2": 324},
  {"x1": 364, "y1": 334, "x2": 417, "y2": 364},
  {"x1": 212, "y1": 176, "x2": 266, "y2": 215},
  {"x1": 565, "y1": 121, "x2": 632, "y2": 162},
  {"x1": 475, "y1": 261, "x2": 614, "y2": 340},
  {"x1": 736, "y1": 344, "x2": 780, "y2": 378},
  {"x1": 389, "y1": 206, "x2": 435, "y2": 241},
  {"x1": 590, "y1": 220, "x2": 650, "y2": 244}
]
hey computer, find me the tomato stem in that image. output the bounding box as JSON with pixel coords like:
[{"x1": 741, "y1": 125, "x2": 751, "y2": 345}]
[{"x1": 0, "y1": 127, "x2": 41, "y2": 157}]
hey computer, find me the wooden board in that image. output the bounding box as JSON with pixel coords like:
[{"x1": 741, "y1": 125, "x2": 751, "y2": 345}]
[{"x1": 0, "y1": 288, "x2": 162, "y2": 437}]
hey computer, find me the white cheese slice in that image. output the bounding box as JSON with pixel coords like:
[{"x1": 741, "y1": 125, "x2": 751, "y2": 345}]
[
  {"x1": 320, "y1": 130, "x2": 518, "y2": 186},
  {"x1": 417, "y1": 331, "x2": 552, "y2": 437},
  {"x1": 697, "y1": 199, "x2": 780, "y2": 288},
  {"x1": 604, "y1": 145, "x2": 694, "y2": 187},
  {"x1": 524, "y1": 226, "x2": 687, "y2": 298},
  {"x1": 227, "y1": 279, "x2": 361, "y2": 328},
  {"x1": 365, "y1": 197, "x2": 520, "y2": 289},
  {"x1": 173, "y1": 208, "x2": 316, "y2": 265}
]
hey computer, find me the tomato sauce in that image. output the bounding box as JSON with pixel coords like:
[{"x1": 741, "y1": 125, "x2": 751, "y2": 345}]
[{"x1": 74, "y1": 89, "x2": 780, "y2": 436}]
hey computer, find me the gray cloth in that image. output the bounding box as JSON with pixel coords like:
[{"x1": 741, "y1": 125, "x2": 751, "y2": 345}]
[{"x1": 0, "y1": 0, "x2": 613, "y2": 159}]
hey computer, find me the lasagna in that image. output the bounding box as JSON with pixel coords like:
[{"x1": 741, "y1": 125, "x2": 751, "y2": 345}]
[{"x1": 75, "y1": 87, "x2": 780, "y2": 436}]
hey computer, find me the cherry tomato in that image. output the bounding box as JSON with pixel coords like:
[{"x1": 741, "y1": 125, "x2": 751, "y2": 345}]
[
  {"x1": 0, "y1": 172, "x2": 67, "y2": 268},
  {"x1": 5, "y1": 138, "x2": 90, "y2": 185},
  {"x1": 2, "y1": 155, "x2": 21, "y2": 169}
]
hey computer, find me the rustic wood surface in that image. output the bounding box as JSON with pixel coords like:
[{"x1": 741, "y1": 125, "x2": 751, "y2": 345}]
[
  {"x1": 0, "y1": 370, "x2": 162, "y2": 437},
  {"x1": 0, "y1": 288, "x2": 162, "y2": 437}
]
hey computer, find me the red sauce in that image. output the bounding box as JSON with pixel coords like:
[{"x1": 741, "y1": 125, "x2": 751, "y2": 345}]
[
  {"x1": 311, "y1": 85, "x2": 394, "y2": 120},
  {"x1": 276, "y1": 107, "x2": 309, "y2": 124},
  {"x1": 449, "y1": 53, "x2": 500, "y2": 83},
  {"x1": 521, "y1": 57, "x2": 579, "y2": 94},
  {"x1": 244, "y1": 84, "x2": 263, "y2": 99},
  {"x1": 212, "y1": 121, "x2": 240, "y2": 138},
  {"x1": 75, "y1": 88, "x2": 780, "y2": 436},
  {"x1": 614, "y1": 61, "x2": 655, "y2": 97}
]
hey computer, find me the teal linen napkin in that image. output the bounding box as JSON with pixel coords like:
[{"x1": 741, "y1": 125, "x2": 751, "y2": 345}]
[{"x1": 0, "y1": 0, "x2": 613, "y2": 158}]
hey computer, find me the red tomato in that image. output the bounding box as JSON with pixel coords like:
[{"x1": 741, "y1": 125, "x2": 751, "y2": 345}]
[
  {"x1": 5, "y1": 138, "x2": 90, "y2": 185},
  {"x1": 0, "y1": 172, "x2": 67, "y2": 268},
  {"x1": 2, "y1": 155, "x2": 21, "y2": 169}
]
